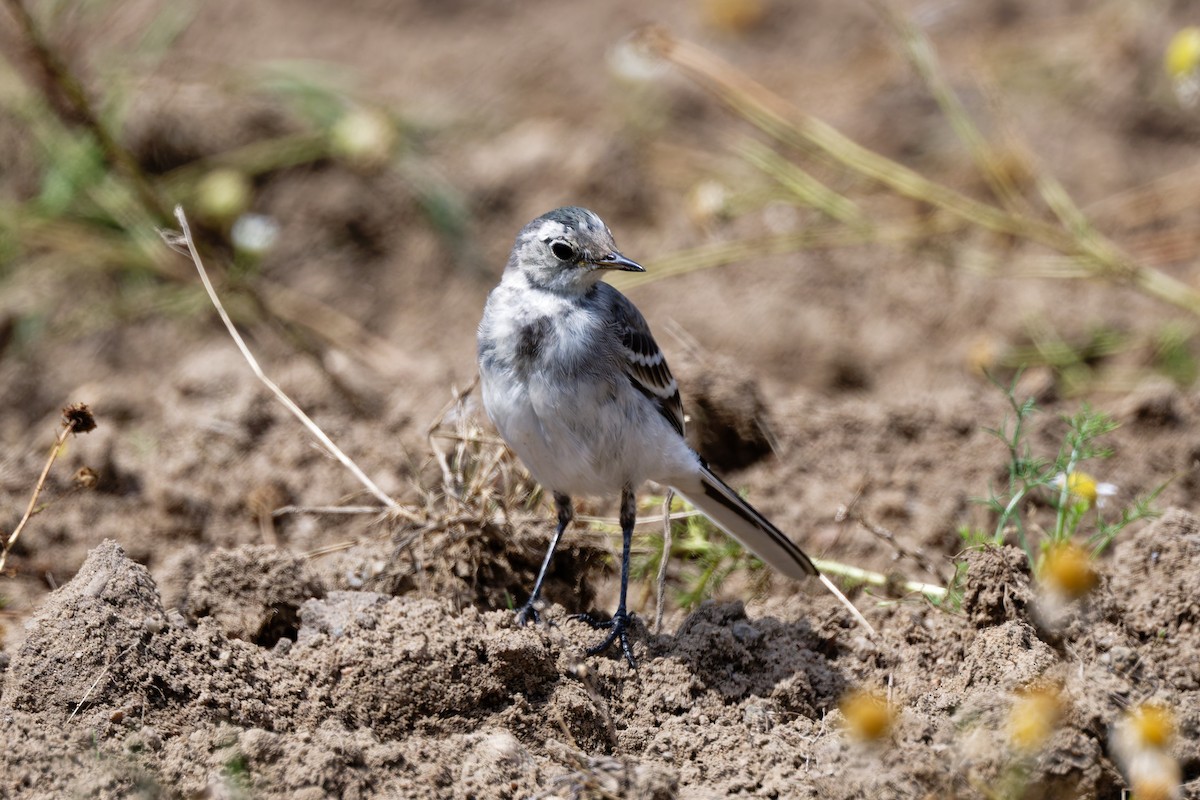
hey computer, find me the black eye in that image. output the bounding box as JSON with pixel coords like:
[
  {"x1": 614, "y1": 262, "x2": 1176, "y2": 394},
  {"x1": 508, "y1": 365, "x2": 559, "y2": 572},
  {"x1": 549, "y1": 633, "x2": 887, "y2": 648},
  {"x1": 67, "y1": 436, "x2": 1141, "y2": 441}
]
[{"x1": 550, "y1": 240, "x2": 577, "y2": 261}]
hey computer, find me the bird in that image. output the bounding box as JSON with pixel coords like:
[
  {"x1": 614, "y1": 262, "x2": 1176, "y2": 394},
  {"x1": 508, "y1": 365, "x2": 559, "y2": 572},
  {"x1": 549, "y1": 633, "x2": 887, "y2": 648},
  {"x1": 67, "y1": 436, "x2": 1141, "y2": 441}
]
[{"x1": 477, "y1": 206, "x2": 870, "y2": 666}]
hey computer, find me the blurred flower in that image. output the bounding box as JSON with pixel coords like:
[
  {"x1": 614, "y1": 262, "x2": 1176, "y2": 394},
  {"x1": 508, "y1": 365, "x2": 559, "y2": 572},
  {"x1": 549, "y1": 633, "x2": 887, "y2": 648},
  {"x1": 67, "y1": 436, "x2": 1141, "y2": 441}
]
[
  {"x1": 1165, "y1": 28, "x2": 1200, "y2": 80},
  {"x1": 1052, "y1": 471, "x2": 1117, "y2": 509},
  {"x1": 1127, "y1": 704, "x2": 1176, "y2": 750},
  {"x1": 1039, "y1": 541, "x2": 1098, "y2": 600},
  {"x1": 196, "y1": 168, "x2": 252, "y2": 225},
  {"x1": 331, "y1": 107, "x2": 398, "y2": 170},
  {"x1": 1124, "y1": 751, "x2": 1182, "y2": 800},
  {"x1": 1007, "y1": 686, "x2": 1064, "y2": 752},
  {"x1": 838, "y1": 689, "x2": 894, "y2": 742},
  {"x1": 231, "y1": 213, "x2": 280, "y2": 256},
  {"x1": 685, "y1": 180, "x2": 729, "y2": 227},
  {"x1": 608, "y1": 33, "x2": 669, "y2": 83},
  {"x1": 1112, "y1": 703, "x2": 1182, "y2": 800},
  {"x1": 702, "y1": 0, "x2": 767, "y2": 34},
  {"x1": 965, "y1": 334, "x2": 1000, "y2": 377},
  {"x1": 1166, "y1": 28, "x2": 1200, "y2": 108}
]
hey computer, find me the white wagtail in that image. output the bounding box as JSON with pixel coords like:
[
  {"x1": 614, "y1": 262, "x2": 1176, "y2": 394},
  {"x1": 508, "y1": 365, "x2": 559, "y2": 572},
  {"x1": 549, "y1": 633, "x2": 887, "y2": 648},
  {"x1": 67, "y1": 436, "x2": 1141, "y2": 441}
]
[{"x1": 477, "y1": 207, "x2": 871, "y2": 666}]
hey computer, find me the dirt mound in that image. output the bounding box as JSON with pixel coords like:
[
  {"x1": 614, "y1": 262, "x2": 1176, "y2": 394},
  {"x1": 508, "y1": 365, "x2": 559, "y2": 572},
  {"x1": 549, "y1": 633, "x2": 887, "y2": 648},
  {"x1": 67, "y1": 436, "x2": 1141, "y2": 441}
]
[
  {"x1": 183, "y1": 544, "x2": 326, "y2": 645},
  {"x1": 961, "y1": 544, "x2": 1035, "y2": 628},
  {"x1": 3, "y1": 525, "x2": 1198, "y2": 797}
]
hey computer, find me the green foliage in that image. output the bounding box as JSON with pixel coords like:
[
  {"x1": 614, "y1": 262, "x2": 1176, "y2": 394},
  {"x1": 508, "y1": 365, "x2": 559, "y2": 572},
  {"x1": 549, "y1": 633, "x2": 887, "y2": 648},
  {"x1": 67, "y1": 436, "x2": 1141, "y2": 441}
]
[
  {"x1": 1000, "y1": 323, "x2": 1128, "y2": 396},
  {"x1": 33, "y1": 126, "x2": 108, "y2": 217},
  {"x1": 956, "y1": 524, "x2": 990, "y2": 549},
  {"x1": 625, "y1": 493, "x2": 764, "y2": 611},
  {"x1": 1153, "y1": 322, "x2": 1199, "y2": 388},
  {"x1": 978, "y1": 370, "x2": 1164, "y2": 568},
  {"x1": 220, "y1": 752, "x2": 252, "y2": 799},
  {"x1": 941, "y1": 559, "x2": 969, "y2": 611}
]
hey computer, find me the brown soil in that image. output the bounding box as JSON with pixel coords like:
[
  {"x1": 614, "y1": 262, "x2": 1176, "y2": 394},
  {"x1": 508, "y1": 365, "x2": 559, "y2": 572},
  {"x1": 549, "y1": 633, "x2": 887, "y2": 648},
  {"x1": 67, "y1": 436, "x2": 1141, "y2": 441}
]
[{"x1": 3, "y1": 0, "x2": 1200, "y2": 797}]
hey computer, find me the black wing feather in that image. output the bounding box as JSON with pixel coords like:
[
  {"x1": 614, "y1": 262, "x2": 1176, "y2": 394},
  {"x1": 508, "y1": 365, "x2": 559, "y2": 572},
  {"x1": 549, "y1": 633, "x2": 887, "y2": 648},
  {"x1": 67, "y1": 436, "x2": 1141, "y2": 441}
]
[{"x1": 610, "y1": 293, "x2": 685, "y2": 438}]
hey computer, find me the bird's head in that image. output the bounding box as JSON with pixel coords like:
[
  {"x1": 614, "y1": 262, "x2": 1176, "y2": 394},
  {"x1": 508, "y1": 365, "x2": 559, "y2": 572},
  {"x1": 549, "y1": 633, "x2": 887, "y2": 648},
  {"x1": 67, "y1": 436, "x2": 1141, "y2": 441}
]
[{"x1": 507, "y1": 206, "x2": 644, "y2": 294}]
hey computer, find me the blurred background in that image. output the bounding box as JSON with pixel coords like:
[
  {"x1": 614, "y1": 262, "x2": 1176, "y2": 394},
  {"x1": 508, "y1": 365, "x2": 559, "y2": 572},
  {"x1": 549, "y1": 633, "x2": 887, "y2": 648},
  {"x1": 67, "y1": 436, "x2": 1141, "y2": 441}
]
[{"x1": 2, "y1": 0, "x2": 1200, "y2": 633}]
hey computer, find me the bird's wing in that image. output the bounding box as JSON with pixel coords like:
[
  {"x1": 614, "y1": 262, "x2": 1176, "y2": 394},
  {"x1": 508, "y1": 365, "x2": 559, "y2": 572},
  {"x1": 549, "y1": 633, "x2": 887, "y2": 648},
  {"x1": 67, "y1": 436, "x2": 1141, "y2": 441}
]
[{"x1": 608, "y1": 290, "x2": 686, "y2": 438}]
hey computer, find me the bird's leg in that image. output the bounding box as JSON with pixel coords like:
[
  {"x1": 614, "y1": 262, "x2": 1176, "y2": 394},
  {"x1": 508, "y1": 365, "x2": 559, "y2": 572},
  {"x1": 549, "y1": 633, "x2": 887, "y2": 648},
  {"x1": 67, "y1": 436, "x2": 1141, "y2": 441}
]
[
  {"x1": 575, "y1": 484, "x2": 639, "y2": 667},
  {"x1": 516, "y1": 492, "x2": 573, "y2": 626}
]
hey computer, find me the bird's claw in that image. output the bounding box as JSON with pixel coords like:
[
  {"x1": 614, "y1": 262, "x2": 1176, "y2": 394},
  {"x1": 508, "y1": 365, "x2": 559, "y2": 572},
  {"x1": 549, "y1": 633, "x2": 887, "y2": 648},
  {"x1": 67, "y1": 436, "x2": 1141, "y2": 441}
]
[
  {"x1": 514, "y1": 602, "x2": 541, "y2": 627},
  {"x1": 571, "y1": 610, "x2": 637, "y2": 667}
]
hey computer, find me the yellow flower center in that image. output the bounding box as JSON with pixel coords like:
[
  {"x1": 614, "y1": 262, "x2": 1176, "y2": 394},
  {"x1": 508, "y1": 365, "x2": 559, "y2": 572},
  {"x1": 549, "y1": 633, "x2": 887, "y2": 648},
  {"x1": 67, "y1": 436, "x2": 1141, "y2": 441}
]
[
  {"x1": 1008, "y1": 687, "x2": 1063, "y2": 751},
  {"x1": 839, "y1": 689, "x2": 894, "y2": 741},
  {"x1": 1166, "y1": 27, "x2": 1200, "y2": 79},
  {"x1": 1041, "y1": 542, "x2": 1099, "y2": 599},
  {"x1": 1129, "y1": 704, "x2": 1176, "y2": 749},
  {"x1": 1064, "y1": 471, "x2": 1098, "y2": 504}
]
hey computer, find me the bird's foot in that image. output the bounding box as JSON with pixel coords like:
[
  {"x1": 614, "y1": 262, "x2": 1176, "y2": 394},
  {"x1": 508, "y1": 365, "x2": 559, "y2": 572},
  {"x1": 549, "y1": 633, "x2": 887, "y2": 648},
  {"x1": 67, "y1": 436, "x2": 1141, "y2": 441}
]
[
  {"x1": 571, "y1": 610, "x2": 637, "y2": 667},
  {"x1": 514, "y1": 601, "x2": 541, "y2": 627}
]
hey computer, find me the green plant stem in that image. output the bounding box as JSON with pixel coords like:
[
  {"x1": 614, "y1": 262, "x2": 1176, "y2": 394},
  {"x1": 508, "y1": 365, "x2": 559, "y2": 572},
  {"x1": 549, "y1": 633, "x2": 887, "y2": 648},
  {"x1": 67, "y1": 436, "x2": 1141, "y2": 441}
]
[
  {"x1": 811, "y1": 558, "x2": 946, "y2": 600},
  {"x1": 993, "y1": 487, "x2": 1033, "y2": 563},
  {"x1": 1, "y1": 0, "x2": 172, "y2": 224},
  {"x1": 1053, "y1": 442, "x2": 1084, "y2": 543}
]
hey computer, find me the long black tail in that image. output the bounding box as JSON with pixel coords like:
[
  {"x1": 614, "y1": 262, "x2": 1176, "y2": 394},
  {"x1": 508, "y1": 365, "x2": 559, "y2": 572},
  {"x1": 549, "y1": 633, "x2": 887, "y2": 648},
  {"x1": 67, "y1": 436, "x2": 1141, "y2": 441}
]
[
  {"x1": 675, "y1": 466, "x2": 818, "y2": 581},
  {"x1": 675, "y1": 466, "x2": 876, "y2": 635}
]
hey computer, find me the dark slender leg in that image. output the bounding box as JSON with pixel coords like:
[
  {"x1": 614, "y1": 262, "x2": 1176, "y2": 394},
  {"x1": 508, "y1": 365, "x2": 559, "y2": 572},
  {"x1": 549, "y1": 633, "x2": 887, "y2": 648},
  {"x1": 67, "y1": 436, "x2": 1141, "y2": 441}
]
[
  {"x1": 574, "y1": 484, "x2": 638, "y2": 667},
  {"x1": 515, "y1": 492, "x2": 573, "y2": 626}
]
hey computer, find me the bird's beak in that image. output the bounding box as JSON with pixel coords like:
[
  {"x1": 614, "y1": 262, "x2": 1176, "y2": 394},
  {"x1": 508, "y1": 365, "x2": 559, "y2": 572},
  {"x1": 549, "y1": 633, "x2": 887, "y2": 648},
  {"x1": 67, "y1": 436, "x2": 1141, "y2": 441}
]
[{"x1": 593, "y1": 251, "x2": 645, "y2": 272}]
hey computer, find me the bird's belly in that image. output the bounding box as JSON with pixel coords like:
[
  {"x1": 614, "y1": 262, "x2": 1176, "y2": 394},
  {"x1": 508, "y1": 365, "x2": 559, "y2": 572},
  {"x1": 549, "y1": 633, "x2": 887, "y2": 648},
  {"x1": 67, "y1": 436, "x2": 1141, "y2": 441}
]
[{"x1": 482, "y1": 371, "x2": 694, "y2": 496}]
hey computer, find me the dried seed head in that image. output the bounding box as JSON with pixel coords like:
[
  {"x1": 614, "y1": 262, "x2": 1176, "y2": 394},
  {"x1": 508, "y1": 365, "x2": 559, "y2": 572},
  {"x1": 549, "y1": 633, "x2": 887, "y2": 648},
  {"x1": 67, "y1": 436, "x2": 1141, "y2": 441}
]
[
  {"x1": 331, "y1": 107, "x2": 398, "y2": 170},
  {"x1": 196, "y1": 168, "x2": 252, "y2": 224},
  {"x1": 74, "y1": 466, "x2": 99, "y2": 489},
  {"x1": 62, "y1": 403, "x2": 96, "y2": 434},
  {"x1": 701, "y1": 0, "x2": 766, "y2": 33}
]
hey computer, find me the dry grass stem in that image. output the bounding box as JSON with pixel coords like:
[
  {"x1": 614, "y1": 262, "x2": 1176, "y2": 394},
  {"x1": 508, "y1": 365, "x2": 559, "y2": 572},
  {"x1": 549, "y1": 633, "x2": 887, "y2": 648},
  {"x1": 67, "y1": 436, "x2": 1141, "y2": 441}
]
[
  {"x1": 813, "y1": 558, "x2": 947, "y2": 601},
  {"x1": 0, "y1": 404, "x2": 96, "y2": 575},
  {"x1": 872, "y1": 0, "x2": 1033, "y2": 217},
  {"x1": 161, "y1": 205, "x2": 400, "y2": 510},
  {"x1": 273, "y1": 505, "x2": 391, "y2": 518},
  {"x1": 67, "y1": 645, "x2": 138, "y2": 724},
  {"x1": 639, "y1": 27, "x2": 1200, "y2": 317},
  {"x1": 612, "y1": 218, "x2": 963, "y2": 291},
  {"x1": 161, "y1": 131, "x2": 331, "y2": 195},
  {"x1": 426, "y1": 376, "x2": 483, "y2": 502},
  {"x1": 837, "y1": 490, "x2": 950, "y2": 583},
  {"x1": 816, "y1": 573, "x2": 879, "y2": 634},
  {"x1": 737, "y1": 138, "x2": 872, "y2": 231},
  {"x1": 257, "y1": 279, "x2": 419, "y2": 376},
  {"x1": 575, "y1": 509, "x2": 704, "y2": 527},
  {"x1": 639, "y1": 28, "x2": 1066, "y2": 244},
  {"x1": 654, "y1": 489, "x2": 674, "y2": 634}
]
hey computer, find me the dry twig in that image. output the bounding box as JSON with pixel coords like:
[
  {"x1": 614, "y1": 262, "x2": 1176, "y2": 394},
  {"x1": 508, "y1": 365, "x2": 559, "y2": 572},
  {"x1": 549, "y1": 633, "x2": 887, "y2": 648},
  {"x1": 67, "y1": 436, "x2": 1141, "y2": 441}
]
[
  {"x1": 1, "y1": 404, "x2": 97, "y2": 574},
  {"x1": 161, "y1": 206, "x2": 399, "y2": 510},
  {"x1": 654, "y1": 489, "x2": 674, "y2": 634}
]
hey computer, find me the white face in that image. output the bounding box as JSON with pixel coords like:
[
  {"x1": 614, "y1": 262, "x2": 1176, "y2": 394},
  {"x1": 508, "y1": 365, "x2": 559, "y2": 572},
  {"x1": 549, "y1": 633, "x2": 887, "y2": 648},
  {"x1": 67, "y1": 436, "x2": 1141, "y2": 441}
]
[{"x1": 510, "y1": 208, "x2": 622, "y2": 294}]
